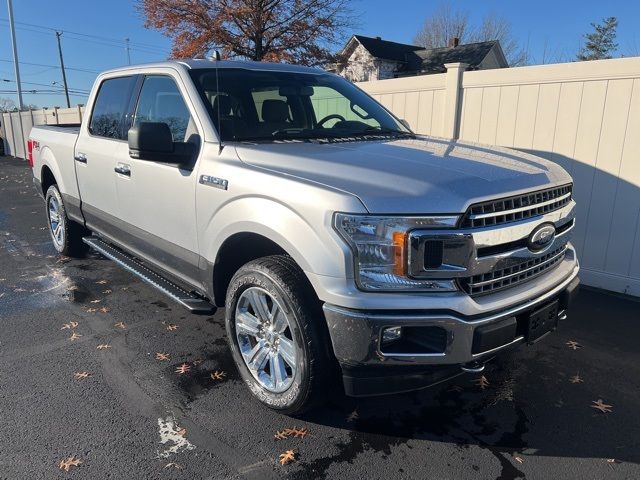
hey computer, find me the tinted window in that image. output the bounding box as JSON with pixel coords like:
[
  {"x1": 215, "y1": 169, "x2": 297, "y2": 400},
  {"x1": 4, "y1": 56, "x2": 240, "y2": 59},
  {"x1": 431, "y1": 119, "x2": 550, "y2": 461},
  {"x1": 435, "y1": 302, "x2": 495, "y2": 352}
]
[
  {"x1": 133, "y1": 76, "x2": 192, "y2": 142},
  {"x1": 89, "y1": 76, "x2": 137, "y2": 139}
]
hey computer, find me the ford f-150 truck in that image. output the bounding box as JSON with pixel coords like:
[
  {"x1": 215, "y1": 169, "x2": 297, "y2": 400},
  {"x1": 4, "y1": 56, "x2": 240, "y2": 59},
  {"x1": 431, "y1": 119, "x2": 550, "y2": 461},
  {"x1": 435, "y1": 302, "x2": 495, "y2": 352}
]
[{"x1": 29, "y1": 60, "x2": 579, "y2": 414}]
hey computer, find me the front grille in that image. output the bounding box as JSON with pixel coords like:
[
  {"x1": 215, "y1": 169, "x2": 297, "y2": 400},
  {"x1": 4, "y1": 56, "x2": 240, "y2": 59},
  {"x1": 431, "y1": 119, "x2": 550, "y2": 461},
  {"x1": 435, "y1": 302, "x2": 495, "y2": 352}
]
[
  {"x1": 461, "y1": 184, "x2": 572, "y2": 229},
  {"x1": 459, "y1": 244, "x2": 568, "y2": 296}
]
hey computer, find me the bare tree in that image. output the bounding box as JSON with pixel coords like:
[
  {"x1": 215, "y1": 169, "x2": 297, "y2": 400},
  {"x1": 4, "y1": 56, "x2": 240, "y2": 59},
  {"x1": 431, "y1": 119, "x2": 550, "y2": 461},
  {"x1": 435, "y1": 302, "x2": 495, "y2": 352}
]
[
  {"x1": 413, "y1": 4, "x2": 468, "y2": 50},
  {"x1": 0, "y1": 97, "x2": 17, "y2": 112},
  {"x1": 472, "y1": 15, "x2": 528, "y2": 66},
  {"x1": 413, "y1": 4, "x2": 528, "y2": 66}
]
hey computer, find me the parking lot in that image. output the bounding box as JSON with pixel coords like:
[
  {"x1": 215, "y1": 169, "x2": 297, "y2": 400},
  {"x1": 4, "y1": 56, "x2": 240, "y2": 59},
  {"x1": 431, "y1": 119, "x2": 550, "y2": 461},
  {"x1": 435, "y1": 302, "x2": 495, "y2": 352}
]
[{"x1": 1, "y1": 154, "x2": 639, "y2": 479}]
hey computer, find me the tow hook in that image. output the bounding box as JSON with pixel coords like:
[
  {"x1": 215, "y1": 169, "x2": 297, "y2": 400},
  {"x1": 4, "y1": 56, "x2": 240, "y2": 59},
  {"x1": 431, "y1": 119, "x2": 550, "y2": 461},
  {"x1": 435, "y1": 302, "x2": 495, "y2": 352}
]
[{"x1": 461, "y1": 361, "x2": 485, "y2": 373}]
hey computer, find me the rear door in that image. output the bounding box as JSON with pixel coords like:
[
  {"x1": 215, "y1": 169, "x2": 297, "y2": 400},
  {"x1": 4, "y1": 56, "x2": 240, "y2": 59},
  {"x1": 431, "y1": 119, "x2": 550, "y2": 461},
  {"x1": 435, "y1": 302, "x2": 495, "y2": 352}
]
[
  {"x1": 113, "y1": 73, "x2": 202, "y2": 286},
  {"x1": 75, "y1": 75, "x2": 138, "y2": 239}
]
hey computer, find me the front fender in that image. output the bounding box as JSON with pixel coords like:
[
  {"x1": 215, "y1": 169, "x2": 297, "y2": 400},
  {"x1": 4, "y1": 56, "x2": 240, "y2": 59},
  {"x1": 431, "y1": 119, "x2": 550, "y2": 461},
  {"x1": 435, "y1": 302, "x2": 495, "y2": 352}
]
[{"x1": 203, "y1": 196, "x2": 352, "y2": 278}]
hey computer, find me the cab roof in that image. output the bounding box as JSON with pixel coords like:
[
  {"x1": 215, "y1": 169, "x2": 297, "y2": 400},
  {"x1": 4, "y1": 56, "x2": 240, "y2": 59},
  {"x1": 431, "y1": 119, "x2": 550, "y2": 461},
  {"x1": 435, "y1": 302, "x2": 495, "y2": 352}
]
[{"x1": 102, "y1": 59, "x2": 326, "y2": 76}]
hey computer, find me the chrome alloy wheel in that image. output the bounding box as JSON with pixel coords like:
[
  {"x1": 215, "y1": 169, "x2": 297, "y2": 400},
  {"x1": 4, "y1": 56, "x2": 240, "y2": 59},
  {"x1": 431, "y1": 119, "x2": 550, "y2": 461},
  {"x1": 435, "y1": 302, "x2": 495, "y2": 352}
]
[
  {"x1": 48, "y1": 194, "x2": 65, "y2": 248},
  {"x1": 235, "y1": 287, "x2": 297, "y2": 393}
]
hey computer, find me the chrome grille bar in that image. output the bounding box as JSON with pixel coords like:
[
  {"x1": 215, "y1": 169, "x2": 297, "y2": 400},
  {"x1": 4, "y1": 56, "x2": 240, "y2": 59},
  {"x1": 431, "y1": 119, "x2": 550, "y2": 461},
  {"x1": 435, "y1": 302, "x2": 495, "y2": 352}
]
[
  {"x1": 461, "y1": 184, "x2": 573, "y2": 228},
  {"x1": 459, "y1": 244, "x2": 568, "y2": 296}
]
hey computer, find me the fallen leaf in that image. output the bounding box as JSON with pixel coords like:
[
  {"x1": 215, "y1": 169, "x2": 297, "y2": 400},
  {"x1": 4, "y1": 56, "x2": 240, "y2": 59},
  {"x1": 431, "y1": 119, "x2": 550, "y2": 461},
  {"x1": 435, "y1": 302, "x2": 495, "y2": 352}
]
[
  {"x1": 346, "y1": 410, "x2": 359, "y2": 422},
  {"x1": 591, "y1": 399, "x2": 613, "y2": 413},
  {"x1": 114, "y1": 322, "x2": 126, "y2": 329},
  {"x1": 74, "y1": 372, "x2": 92, "y2": 380},
  {"x1": 69, "y1": 332, "x2": 82, "y2": 341},
  {"x1": 90, "y1": 299, "x2": 102, "y2": 304},
  {"x1": 61, "y1": 321, "x2": 79, "y2": 330},
  {"x1": 102, "y1": 289, "x2": 112, "y2": 294},
  {"x1": 59, "y1": 456, "x2": 82, "y2": 472},
  {"x1": 97, "y1": 344, "x2": 111, "y2": 350},
  {"x1": 569, "y1": 374, "x2": 584, "y2": 384},
  {"x1": 96, "y1": 280, "x2": 107, "y2": 285},
  {"x1": 164, "y1": 462, "x2": 182, "y2": 470},
  {"x1": 566, "y1": 340, "x2": 582, "y2": 350},
  {"x1": 284, "y1": 427, "x2": 308, "y2": 439},
  {"x1": 175, "y1": 363, "x2": 191, "y2": 375},
  {"x1": 210, "y1": 370, "x2": 226, "y2": 381},
  {"x1": 473, "y1": 375, "x2": 490, "y2": 390},
  {"x1": 86, "y1": 308, "x2": 98, "y2": 313},
  {"x1": 99, "y1": 307, "x2": 110, "y2": 313},
  {"x1": 274, "y1": 430, "x2": 289, "y2": 440},
  {"x1": 514, "y1": 456, "x2": 524, "y2": 464},
  {"x1": 279, "y1": 449, "x2": 296, "y2": 465},
  {"x1": 166, "y1": 324, "x2": 179, "y2": 331},
  {"x1": 155, "y1": 352, "x2": 170, "y2": 361},
  {"x1": 177, "y1": 428, "x2": 187, "y2": 437},
  {"x1": 192, "y1": 358, "x2": 204, "y2": 366}
]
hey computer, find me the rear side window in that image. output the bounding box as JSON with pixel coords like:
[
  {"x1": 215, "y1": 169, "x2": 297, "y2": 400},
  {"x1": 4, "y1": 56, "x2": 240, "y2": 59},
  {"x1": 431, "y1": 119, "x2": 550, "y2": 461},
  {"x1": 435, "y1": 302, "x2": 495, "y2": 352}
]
[{"x1": 89, "y1": 76, "x2": 137, "y2": 139}]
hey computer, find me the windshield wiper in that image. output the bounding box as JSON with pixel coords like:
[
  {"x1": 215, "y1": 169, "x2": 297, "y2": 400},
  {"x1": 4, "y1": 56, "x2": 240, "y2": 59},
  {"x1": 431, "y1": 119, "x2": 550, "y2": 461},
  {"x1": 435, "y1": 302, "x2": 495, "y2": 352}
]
[{"x1": 359, "y1": 127, "x2": 415, "y2": 137}]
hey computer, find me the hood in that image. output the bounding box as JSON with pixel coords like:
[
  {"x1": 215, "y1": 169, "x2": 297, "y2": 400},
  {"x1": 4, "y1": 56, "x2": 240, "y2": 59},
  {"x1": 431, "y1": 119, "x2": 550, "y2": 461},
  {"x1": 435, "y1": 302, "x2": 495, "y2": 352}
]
[{"x1": 233, "y1": 137, "x2": 572, "y2": 214}]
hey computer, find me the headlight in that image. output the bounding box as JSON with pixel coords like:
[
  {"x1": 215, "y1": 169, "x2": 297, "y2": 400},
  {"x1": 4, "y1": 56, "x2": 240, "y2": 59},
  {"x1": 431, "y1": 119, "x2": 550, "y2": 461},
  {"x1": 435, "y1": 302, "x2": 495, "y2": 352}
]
[{"x1": 334, "y1": 213, "x2": 460, "y2": 292}]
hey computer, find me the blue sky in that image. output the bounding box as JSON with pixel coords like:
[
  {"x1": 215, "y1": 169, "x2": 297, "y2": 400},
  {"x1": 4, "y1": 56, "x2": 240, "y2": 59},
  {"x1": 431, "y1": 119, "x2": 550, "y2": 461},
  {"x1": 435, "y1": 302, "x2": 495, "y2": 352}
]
[{"x1": 1, "y1": 0, "x2": 639, "y2": 108}]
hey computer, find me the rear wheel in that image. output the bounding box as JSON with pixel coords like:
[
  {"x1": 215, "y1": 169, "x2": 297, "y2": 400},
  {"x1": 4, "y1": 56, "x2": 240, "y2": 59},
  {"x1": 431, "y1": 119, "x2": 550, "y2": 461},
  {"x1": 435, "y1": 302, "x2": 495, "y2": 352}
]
[
  {"x1": 225, "y1": 255, "x2": 331, "y2": 415},
  {"x1": 45, "y1": 185, "x2": 88, "y2": 257}
]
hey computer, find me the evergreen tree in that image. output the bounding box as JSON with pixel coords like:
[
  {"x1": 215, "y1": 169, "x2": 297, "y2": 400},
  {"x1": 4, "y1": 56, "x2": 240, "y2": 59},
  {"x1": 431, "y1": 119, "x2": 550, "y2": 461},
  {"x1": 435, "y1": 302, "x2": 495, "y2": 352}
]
[{"x1": 577, "y1": 17, "x2": 618, "y2": 61}]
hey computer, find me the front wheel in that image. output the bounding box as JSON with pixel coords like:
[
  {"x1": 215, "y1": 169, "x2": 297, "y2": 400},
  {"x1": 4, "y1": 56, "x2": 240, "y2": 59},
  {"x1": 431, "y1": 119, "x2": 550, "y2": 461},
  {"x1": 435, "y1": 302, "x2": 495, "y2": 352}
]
[
  {"x1": 45, "y1": 185, "x2": 88, "y2": 257},
  {"x1": 225, "y1": 255, "x2": 331, "y2": 415}
]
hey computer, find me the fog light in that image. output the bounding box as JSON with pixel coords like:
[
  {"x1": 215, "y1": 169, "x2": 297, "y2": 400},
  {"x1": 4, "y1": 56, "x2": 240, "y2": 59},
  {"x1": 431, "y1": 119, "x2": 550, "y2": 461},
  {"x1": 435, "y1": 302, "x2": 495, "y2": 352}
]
[{"x1": 382, "y1": 326, "x2": 402, "y2": 344}]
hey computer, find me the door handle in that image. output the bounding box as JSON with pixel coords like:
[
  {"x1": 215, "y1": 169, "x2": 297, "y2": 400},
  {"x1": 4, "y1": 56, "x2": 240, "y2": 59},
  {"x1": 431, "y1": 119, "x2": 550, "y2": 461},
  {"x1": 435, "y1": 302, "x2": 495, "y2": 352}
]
[
  {"x1": 114, "y1": 165, "x2": 131, "y2": 176},
  {"x1": 74, "y1": 153, "x2": 87, "y2": 163}
]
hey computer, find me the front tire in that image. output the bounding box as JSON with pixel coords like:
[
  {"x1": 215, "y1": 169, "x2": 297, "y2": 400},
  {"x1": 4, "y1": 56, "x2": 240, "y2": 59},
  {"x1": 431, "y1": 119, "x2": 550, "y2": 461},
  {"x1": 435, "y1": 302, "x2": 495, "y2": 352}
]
[
  {"x1": 45, "y1": 185, "x2": 88, "y2": 257},
  {"x1": 225, "y1": 255, "x2": 331, "y2": 415}
]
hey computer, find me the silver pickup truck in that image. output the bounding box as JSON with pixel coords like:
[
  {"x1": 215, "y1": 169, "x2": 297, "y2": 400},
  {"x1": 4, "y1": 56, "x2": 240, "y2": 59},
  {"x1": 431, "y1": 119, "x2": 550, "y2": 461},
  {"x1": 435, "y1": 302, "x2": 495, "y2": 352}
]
[{"x1": 29, "y1": 60, "x2": 579, "y2": 414}]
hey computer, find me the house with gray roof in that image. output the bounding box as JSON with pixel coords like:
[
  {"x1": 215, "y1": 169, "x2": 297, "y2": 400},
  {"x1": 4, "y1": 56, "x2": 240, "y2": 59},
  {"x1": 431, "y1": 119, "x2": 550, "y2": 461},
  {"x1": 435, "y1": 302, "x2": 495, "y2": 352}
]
[{"x1": 332, "y1": 35, "x2": 508, "y2": 82}]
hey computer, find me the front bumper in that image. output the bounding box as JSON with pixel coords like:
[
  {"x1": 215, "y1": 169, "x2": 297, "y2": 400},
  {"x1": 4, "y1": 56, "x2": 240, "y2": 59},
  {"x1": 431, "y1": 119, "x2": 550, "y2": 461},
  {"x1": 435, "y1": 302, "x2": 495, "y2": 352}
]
[{"x1": 323, "y1": 266, "x2": 580, "y2": 396}]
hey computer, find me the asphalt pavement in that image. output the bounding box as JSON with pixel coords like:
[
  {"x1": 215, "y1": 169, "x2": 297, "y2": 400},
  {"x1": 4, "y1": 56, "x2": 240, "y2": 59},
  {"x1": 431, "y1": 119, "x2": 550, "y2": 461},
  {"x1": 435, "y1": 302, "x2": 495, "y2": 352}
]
[{"x1": 1, "y1": 155, "x2": 639, "y2": 480}]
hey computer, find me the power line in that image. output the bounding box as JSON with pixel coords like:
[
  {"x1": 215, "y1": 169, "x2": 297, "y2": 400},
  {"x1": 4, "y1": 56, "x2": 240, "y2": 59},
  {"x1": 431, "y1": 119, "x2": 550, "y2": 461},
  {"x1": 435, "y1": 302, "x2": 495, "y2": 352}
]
[
  {"x1": 0, "y1": 58, "x2": 99, "y2": 74},
  {"x1": 0, "y1": 17, "x2": 168, "y2": 55}
]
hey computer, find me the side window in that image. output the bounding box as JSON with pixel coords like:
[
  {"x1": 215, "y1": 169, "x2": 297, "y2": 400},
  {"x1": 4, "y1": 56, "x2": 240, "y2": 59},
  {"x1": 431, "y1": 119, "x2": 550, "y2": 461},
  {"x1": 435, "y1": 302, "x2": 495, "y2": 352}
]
[
  {"x1": 133, "y1": 76, "x2": 192, "y2": 142},
  {"x1": 89, "y1": 76, "x2": 137, "y2": 139}
]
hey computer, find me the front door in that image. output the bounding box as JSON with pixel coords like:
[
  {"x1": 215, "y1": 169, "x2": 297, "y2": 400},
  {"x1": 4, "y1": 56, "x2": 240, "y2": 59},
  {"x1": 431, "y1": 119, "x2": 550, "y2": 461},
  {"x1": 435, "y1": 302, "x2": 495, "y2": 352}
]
[{"x1": 114, "y1": 73, "x2": 202, "y2": 287}]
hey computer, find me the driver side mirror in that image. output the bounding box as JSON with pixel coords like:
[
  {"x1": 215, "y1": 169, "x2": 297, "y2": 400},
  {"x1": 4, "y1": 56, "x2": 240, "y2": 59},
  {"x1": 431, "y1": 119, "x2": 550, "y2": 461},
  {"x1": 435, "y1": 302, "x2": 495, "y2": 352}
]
[
  {"x1": 128, "y1": 122, "x2": 195, "y2": 164},
  {"x1": 399, "y1": 119, "x2": 411, "y2": 130}
]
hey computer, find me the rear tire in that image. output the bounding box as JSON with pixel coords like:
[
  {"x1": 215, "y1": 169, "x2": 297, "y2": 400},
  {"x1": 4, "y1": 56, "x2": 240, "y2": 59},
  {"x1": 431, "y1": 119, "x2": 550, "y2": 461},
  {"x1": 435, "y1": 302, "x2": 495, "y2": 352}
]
[
  {"x1": 225, "y1": 255, "x2": 331, "y2": 415},
  {"x1": 45, "y1": 185, "x2": 88, "y2": 257}
]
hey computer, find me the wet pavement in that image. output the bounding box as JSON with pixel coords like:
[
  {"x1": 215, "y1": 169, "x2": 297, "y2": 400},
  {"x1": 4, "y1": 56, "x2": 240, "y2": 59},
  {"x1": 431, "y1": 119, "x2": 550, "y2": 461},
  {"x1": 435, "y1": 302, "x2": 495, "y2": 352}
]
[{"x1": 1, "y1": 155, "x2": 639, "y2": 479}]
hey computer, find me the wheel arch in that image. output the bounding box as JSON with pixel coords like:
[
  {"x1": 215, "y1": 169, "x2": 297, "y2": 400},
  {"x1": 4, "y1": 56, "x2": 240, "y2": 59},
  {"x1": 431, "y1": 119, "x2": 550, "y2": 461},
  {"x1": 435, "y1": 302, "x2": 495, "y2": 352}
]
[
  {"x1": 211, "y1": 230, "x2": 308, "y2": 308},
  {"x1": 41, "y1": 164, "x2": 57, "y2": 195}
]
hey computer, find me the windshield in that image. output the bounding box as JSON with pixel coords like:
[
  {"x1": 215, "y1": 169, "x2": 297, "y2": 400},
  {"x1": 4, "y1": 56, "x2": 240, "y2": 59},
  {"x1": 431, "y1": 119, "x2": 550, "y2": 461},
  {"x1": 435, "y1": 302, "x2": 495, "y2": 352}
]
[{"x1": 189, "y1": 68, "x2": 412, "y2": 142}]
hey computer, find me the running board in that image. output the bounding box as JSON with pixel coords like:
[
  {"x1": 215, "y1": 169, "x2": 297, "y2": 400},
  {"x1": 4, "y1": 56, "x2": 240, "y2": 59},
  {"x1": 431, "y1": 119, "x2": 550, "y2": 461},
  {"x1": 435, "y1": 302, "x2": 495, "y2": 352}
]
[{"x1": 83, "y1": 236, "x2": 216, "y2": 314}]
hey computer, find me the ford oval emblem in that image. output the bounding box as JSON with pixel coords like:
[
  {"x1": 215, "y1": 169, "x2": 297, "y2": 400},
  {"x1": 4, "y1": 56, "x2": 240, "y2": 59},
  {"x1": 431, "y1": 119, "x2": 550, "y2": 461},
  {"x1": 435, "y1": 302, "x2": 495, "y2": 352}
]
[{"x1": 528, "y1": 223, "x2": 556, "y2": 252}]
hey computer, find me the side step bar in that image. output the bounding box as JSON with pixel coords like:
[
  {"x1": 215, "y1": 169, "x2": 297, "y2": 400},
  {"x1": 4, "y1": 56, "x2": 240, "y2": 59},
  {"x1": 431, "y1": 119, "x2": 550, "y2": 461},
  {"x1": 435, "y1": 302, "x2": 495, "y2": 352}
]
[{"x1": 83, "y1": 236, "x2": 216, "y2": 314}]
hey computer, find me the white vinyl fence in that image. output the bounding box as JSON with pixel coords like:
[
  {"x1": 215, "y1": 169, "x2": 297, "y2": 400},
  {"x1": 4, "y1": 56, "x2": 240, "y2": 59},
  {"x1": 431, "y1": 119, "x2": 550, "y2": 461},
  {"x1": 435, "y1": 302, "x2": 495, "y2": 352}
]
[
  {"x1": 2, "y1": 58, "x2": 639, "y2": 296},
  {"x1": 1, "y1": 106, "x2": 85, "y2": 158}
]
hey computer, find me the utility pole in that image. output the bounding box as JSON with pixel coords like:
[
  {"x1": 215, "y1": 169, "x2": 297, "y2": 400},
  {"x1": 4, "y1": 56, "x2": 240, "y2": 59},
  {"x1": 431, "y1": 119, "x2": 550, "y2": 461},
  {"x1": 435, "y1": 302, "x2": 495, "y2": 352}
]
[
  {"x1": 125, "y1": 38, "x2": 131, "y2": 65},
  {"x1": 6, "y1": 0, "x2": 23, "y2": 109},
  {"x1": 55, "y1": 31, "x2": 71, "y2": 108}
]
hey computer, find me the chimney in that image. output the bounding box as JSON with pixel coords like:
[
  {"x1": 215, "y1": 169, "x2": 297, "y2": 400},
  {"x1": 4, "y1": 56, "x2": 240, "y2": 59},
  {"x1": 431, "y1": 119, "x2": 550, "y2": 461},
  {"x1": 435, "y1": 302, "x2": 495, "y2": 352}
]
[{"x1": 448, "y1": 37, "x2": 460, "y2": 48}]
